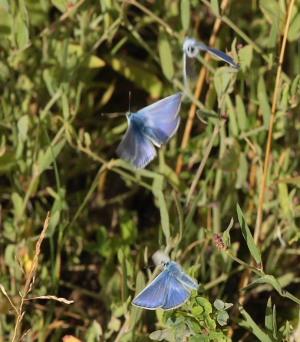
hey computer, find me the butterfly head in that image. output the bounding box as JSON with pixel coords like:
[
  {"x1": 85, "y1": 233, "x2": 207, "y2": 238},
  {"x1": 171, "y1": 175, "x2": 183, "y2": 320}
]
[
  {"x1": 183, "y1": 37, "x2": 200, "y2": 58},
  {"x1": 161, "y1": 260, "x2": 170, "y2": 268}
]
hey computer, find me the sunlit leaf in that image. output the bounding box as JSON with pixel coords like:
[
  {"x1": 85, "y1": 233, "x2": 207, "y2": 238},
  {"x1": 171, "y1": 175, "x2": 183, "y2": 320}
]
[
  {"x1": 236, "y1": 305, "x2": 273, "y2": 342},
  {"x1": 258, "y1": 76, "x2": 271, "y2": 128},
  {"x1": 236, "y1": 204, "x2": 262, "y2": 264},
  {"x1": 217, "y1": 142, "x2": 241, "y2": 172},
  {"x1": 181, "y1": 0, "x2": 190, "y2": 31},
  {"x1": 158, "y1": 33, "x2": 174, "y2": 80}
]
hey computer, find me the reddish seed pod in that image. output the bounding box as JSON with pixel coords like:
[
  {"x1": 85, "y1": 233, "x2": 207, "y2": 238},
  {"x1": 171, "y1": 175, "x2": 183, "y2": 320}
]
[{"x1": 213, "y1": 233, "x2": 227, "y2": 251}]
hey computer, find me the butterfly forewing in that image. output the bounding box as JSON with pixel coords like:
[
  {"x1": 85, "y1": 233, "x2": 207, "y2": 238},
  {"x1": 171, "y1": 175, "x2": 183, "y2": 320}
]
[
  {"x1": 205, "y1": 46, "x2": 239, "y2": 68},
  {"x1": 136, "y1": 93, "x2": 182, "y2": 146},
  {"x1": 132, "y1": 269, "x2": 170, "y2": 309}
]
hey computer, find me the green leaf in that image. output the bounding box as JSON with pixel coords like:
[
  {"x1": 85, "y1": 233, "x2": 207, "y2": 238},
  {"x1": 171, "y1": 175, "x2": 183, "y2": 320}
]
[
  {"x1": 5, "y1": 244, "x2": 18, "y2": 268},
  {"x1": 236, "y1": 204, "x2": 262, "y2": 264},
  {"x1": 214, "y1": 69, "x2": 233, "y2": 98},
  {"x1": 149, "y1": 329, "x2": 172, "y2": 341},
  {"x1": 288, "y1": 12, "x2": 300, "y2": 42},
  {"x1": 235, "y1": 152, "x2": 248, "y2": 189},
  {"x1": 217, "y1": 310, "x2": 229, "y2": 326},
  {"x1": 15, "y1": 12, "x2": 29, "y2": 49},
  {"x1": 0, "y1": 148, "x2": 17, "y2": 173},
  {"x1": 0, "y1": 6, "x2": 12, "y2": 39},
  {"x1": 190, "y1": 335, "x2": 209, "y2": 342},
  {"x1": 0, "y1": 0, "x2": 10, "y2": 11},
  {"x1": 12, "y1": 192, "x2": 23, "y2": 220},
  {"x1": 17, "y1": 115, "x2": 29, "y2": 141},
  {"x1": 222, "y1": 218, "x2": 233, "y2": 247},
  {"x1": 265, "y1": 297, "x2": 273, "y2": 334},
  {"x1": 278, "y1": 183, "x2": 292, "y2": 218},
  {"x1": 86, "y1": 320, "x2": 103, "y2": 341},
  {"x1": 68, "y1": 44, "x2": 105, "y2": 68},
  {"x1": 47, "y1": 210, "x2": 60, "y2": 237},
  {"x1": 211, "y1": 0, "x2": 220, "y2": 17},
  {"x1": 130, "y1": 271, "x2": 145, "y2": 328},
  {"x1": 214, "y1": 299, "x2": 225, "y2": 310},
  {"x1": 260, "y1": 0, "x2": 284, "y2": 24},
  {"x1": 62, "y1": 93, "x2": 70, "y2": 120},
  {"x1": 241, "y1": 275, "x2": 300, "y2": 304},
  {"x1": 226, "y1": 94, "x2": 239, "y2": 136},
  {"x1": 153, "y1": 176, "x2": 170, "y2": 241},
  {"x1": 235, "y1": 95, "x2": 248, "y2": 131},
  {"x1": 195, "y1": 297, "x2": 216, "y2": 330},
  {"x1": 236, "y1": 305, "x2": 273, "y2": 342},
  {"x1": 121, "y1": 216, "x2": 137, "y2": 243},
  {"x1": 52, "y1": 42, "x2": 105, "y2": 71},
  {"x1": 217, "y1": 142, "x2": 241, "y2": 172},
  {"x1": 37, "y1": 139, "x2": 66, "y2": 174},
  {"x1": 158, "y1": 33, "x2": 174, "y2": 80},
  {"x1": 238, "y1": 45, "x2": 253, "y2": 69},
  {"x1": 276, "y1": 176, "x2": 300, "y2": 188},
  {"x1": 84, "y1": 54, "x2": 106, "y2": 68},
  {"x1": 258, "y1": 76, "x2": 271, "y2": 128},
  {"x1": 180, "y1": 0, "x2": 190, "y2": 31},
  {"x1": 51, "y1": 0, "x2": 74, "y2": 12},
  {"x1": 191, "y1": 305, "x2": 204, "y2": 317}
]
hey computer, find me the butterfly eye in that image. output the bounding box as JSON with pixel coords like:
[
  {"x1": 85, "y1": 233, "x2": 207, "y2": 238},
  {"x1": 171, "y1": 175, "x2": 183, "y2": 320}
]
[{"x1": 188, "y1": 46, "x2": 195, "y2": 54}]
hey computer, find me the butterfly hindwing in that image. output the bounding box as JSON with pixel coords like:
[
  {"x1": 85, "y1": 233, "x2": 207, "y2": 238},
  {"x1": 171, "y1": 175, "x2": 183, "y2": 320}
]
[
  {"x1": 177, "y1": 271, "x2": 199, "y2": 291},
  {"x1": 132, "y1": 269, "x2": 170, "y2": 309},
  {"x1": 183, "y1": 52, "x2": 197, "y2": 89},
  {"x1": 161, "y1": 275, "x2": 190, "y2": 310},
  {"x1": 116, "y1": 119, "x2": 156, "y2": 169}
]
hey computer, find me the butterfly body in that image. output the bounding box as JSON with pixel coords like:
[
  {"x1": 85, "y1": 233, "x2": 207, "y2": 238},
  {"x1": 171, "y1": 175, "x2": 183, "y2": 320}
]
[
  {"x1": 132, "y1": 261, "x2": 199, "y2": 310},
  {"x1": 183, "y1": 37, "x2": 240, "y2": 68},
  {"x1": 117, "y1": 93, "x2": 182, "y2": 169},
  {"x1": 128, "y1": 113, "x2": 170, "y2": 147},
  {"x1": 183, "y1": 37, "x2": 240, "y2": 88}
]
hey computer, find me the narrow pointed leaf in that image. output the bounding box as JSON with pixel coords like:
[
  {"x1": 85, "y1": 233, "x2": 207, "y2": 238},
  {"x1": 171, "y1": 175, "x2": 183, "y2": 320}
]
[{"x1": 236, "y1": 204, "x2": 261, "y2": 264}]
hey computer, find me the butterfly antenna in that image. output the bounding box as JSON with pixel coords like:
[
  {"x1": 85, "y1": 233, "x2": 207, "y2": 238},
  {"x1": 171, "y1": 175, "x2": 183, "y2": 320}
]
[
  {"x1": 143, "y1": 264, "x2": 156, "y2": 269},
  {"x1": 128, "y1": 91, "x2": 132, "y2": 113}
]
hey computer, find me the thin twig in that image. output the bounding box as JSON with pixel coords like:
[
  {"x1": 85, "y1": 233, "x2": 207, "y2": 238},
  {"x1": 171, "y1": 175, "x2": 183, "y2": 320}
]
[
  {"x1": 186, "y1": 121, "x2": 224, "y2": 206},
  {"x1": 12, "y1": 212, "x2": 51, "y2": 342},
  {"x1": 254, "y1": 0, "x2": 295, "y2": 245}
]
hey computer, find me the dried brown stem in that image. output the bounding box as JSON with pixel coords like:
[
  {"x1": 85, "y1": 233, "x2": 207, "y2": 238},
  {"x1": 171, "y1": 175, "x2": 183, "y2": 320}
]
[
  {"x1": 12, "y1": 212, "x2": 51, "y2": 342},
  {"x1": 254, "y1": 0, "x2": 295, "y2": 244}
]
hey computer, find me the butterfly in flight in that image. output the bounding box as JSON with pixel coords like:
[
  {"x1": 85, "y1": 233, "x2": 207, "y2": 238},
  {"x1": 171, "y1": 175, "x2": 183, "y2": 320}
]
[
  {"x1": 116, "y1": 92, "x2": 182, "y2": 169},
  {"x1": 132, "y1": 258, "x2": 199, "y2": 310},
  {"x1": 182, "y1": 37, "x2": 240, "y2": 88}
]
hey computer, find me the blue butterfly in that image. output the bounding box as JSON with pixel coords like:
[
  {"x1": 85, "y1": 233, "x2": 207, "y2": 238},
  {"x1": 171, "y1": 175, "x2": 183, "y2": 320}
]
[
  {"x1": 116, "y1": 93, "x2": 182, "y2": 169},
  {"x1": 132, "y1": 260, "x2": 199, "y2": 310},
  {"x1": 183, "y1": 37, "x2": 240, "y2": 87}
]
